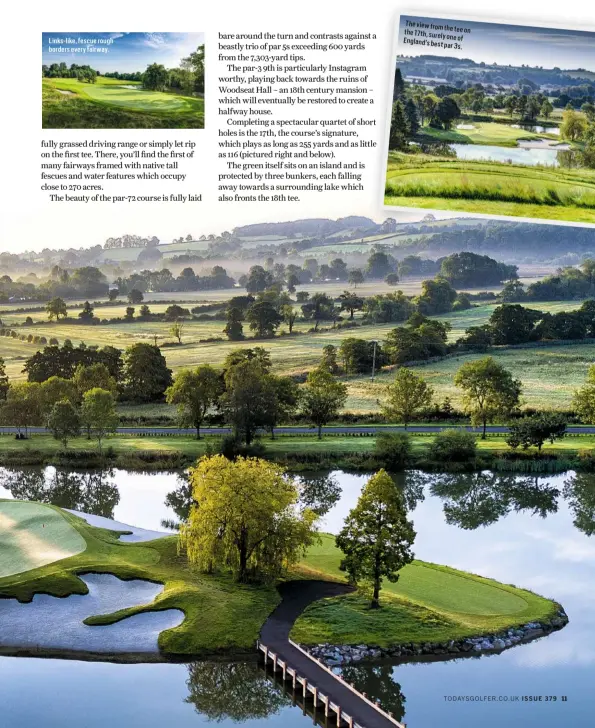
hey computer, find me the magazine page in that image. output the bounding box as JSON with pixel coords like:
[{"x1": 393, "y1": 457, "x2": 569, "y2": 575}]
[{"x1": 1, "y1": 1, "x2": 594, "y2": 727}]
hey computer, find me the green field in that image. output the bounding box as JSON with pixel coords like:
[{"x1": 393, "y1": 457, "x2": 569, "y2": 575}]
[
  {"x1": 0, "y1": 503, "x2": 560, "y2": 656},
  {"x1": 1, "y1": 299, "x2": 591, "y2": 411},
  {"x1": 293, "y1": 534, "x2": 558, "y2": 646},
  {"x1": 43, "y1": 78, "x2": 204, "y2": 129},
  {"x1": 385, "y1": 152, "x2": 595, "y2": 223},
  {"x1": 0, "y1": 501, "x2": 86, "y2": 577}
]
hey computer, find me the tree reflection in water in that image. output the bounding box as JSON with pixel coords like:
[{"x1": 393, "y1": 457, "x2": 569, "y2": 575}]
[
  {"x1": 427, "y1": 472, "x2": 559, "y2": 529},
  {"x1": 297, "y1": 472, "x2": 341, "y2": 516},
  {"x1": 185, "y1": 661, "x2": 289, "y2": 721},
  {"x1": 341, "y1": 664, "x2": 406, "y2": 723},
  {"x1": 0, "y1": 467, "x2": 119, "y2": 518},
  {"x1": 163, "y1": 473, "x2": 194, "y2": 530},
  {"x1": 563, "y1": 473, "x2": 595, "y2": 536}
]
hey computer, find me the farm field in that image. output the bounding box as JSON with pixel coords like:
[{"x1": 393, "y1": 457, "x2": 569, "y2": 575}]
[
  {"x1": 1, "y1": 298, "x2": 591, "y2": 411},
  {"x1": 42, "y1": 78, "x2": 204, "y2": 129},
  {"x1": 385, "y1": 153, "x2": 595, "y2": 223}
]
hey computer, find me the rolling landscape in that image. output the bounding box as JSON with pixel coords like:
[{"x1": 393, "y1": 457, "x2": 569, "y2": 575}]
[{"x1": 385, "y1": 20, "x2": 595, "y2": 222}]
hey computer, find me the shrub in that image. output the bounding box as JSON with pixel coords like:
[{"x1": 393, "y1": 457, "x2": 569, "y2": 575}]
[
  {"x1": 374, "y1": 432, "x2": 412, "y2": 471},
  {"x1": 429, "y1": 429, "x2": 477, "y2": 462}
]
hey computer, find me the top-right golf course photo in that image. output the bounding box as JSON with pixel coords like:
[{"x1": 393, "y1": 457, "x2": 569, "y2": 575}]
[{"x1": 385, "y1": 15, "x2": 595, "y2": 223}]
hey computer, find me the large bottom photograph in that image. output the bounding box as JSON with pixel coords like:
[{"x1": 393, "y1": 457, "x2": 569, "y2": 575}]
[{"x1": 1, "y1": 212, "x2": 594, "y2": 726}]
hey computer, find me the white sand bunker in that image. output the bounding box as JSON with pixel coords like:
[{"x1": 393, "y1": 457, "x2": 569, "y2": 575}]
[
  {"x1": 0, "y1": 573, "x2": 184, "y2": 653},
  {"x1": 0, "y1": 502, "x2": 86, "y2": 578},
  {"x1": 65, "y1": 509, "x2": 171, "y2": 543}
]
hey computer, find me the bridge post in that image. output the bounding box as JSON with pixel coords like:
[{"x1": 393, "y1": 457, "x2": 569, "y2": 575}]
[
  {"x1": 273, "y1": 654, "x2": 277, "y2": 673},
  {"x1": 303, "y1": 678, "x2": 308, "y2": 700},
  {"x1": 313, "y1": 687, "x2": 318, "y2": 708},
  {"x1": 336, "y1": 706, "x2": 342, "y2": 726}
]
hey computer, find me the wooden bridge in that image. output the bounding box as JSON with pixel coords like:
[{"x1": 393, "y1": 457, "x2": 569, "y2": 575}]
[{"x1": 257, "y1": 639, "x2": 406, "y2": 728}]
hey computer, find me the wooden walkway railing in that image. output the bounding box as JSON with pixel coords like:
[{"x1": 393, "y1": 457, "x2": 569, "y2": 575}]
[{"x1": 257, "y1": 640, "x2": 406, "y2": 728}]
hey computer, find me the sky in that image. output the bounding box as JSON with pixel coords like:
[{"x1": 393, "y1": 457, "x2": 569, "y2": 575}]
[
  {"x1": 398, "y1": 16, "x2": 595, "y2": 71},
  {"x1": 41, "y1": 32, "x2": 205, "y2": 73}
]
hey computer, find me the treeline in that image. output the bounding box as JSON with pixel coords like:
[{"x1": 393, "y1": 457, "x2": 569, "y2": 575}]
[{"x1": 42, "y1": 63, "x2": 97, "y2": 83}]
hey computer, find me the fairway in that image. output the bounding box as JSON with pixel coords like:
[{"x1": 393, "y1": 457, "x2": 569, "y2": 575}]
[
  {"x1": 420, "y1": 121, "x2": 557, "y2": 147},
  {"x1": 0, "y1": 501, "x2": 86, "y2": 577},
  {"x1": 47, "y1": 78, "x2": 203, "y2": 114}
]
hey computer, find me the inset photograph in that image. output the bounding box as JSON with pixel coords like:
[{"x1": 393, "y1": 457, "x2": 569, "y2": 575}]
[
  {"x1": 384, "y1": 16, "x2": 595, "y2": 223},
  {"x1": 42, "y1": 33, "x2": 204, "y2": 129}
]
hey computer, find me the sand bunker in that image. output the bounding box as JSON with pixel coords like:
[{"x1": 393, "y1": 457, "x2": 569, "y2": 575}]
[
  {"x1": 65, "y1": 509, "x2": 171, "y2": 543},
  {"x1": 0, "y1": 573, "x2": 184, "y2": 653},
  {"x1": 0, "y1": 502, "x2": 86, "y2": 578}
]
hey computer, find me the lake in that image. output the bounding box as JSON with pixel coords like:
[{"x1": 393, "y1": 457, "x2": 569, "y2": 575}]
[
  {"x1": 450, "y1": 143, "x2": 564, "y2": 167},
  {"x1": 1, "y1": 467, "x2": 594, "y2": 727}
]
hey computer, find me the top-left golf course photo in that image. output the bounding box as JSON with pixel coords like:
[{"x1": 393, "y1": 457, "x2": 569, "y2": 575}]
[{"x1": 42, "y1": 33, "x2": 205, "y2": 129}]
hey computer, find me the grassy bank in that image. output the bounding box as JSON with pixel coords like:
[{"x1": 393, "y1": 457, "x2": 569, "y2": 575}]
[
  {"x1": 0, "y1": 431, "x2": 593, "y2": 473},
  {"x1": 385, "y1": 152, "x2": 595, "y2": 223},
  {"x1": 292, "y1": 535, "x2": 559, "y2": 646}
]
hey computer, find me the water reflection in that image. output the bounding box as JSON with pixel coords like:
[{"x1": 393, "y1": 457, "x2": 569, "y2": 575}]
[
  {"x1": 185, "y1": 661, "x2": 289, "y2": 721},
  {"x1": 563, "y1": 474, "x2": 595, "y2": 536},
  {"x1": 341, "y1": 664, "x2": 406, "y2": 723},
  {"x1": 429, "y1": 472, "x2": 560, "y2": 530},
  {"x1": 0, "y1": 467, "x2": 119, "y2": 518}
]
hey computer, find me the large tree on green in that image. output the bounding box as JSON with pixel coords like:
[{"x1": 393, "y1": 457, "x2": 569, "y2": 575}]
[
  {"x1": 300, "y1": 366, "x2": 347, "y2": 439},
  {"x1": 143, "y1": 63, "x2": 169, "y2": 91},
  {"x1": 223, "y1": 307, "x2": 245, "y2": 341},
  {"x1": 123, "y1": 343, "x2": 172, "y2": 402},
  {"x1": 454, "y1": 357, "x2": 522, "y2": 439},
  {"x1": 38, "y1": 376, "x2": 78, "y2": 415},
  {"x1": 81, "y1": 388, "x2": 118, "y2": 452},
  {"x1": 0, "y1": 382, "x2": 42, "y2": 437},
  {"x1": 72, "y1": 363, "x2": 118, "y2": 400},
  {"x1": 336, "y1": 469, "x2": 415, "y2": 609},
  {"x1": 47, "y1": 400, "x2": 81, "y2": 448},
  {"x1": 166, "y1": 365, "x2": 222, "y2": 438},
  {"x1": 179, "y1": 455, "x2": 318, "y2": 583},
  {"x1": 382, "y1": 368, "x2": 434, "y2": 428},
  {"x1": 246, "y1": 300, "x2": 283, "y2": 338},
  {"x1": 506, "y1": 412, "x2": 567, "y2": 453}
]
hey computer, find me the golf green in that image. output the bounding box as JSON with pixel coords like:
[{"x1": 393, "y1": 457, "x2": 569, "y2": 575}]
[{"x1": 0, "y1": 502, "x2": 86, "y2": 577}]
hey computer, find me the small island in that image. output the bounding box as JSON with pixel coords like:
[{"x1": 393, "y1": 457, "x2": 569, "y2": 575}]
[{"x1": 0, "y1": 458, "x2": 567, "y2": 663}]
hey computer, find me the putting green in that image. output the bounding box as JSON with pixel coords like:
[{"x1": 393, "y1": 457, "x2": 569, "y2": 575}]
[
  {"x1": 303, "y1": 534, "x2": 528, "y2": 617},
  {"x1": 47, "y1": 78, "x2": 202, "y2": 114},
  {"x1": 0, "y1": 502, "x2": 86, "y2": 577}
]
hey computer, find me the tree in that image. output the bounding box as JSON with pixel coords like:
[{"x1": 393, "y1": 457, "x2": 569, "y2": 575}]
[
  {"x1": 128, "y1": 289, "x2": 144, "y2": 305},
  {"x1": 320, "y1": 344, "x2": 339, "y2": 374},
  {"x1": 336, "y1": 470, "x2": 415, "y2": 608},
  {"x1": 170, "y1": 320, "x2": 185, "y2": 344},
  {"x1": 220, "y1": 359, "x2": 277, "y2": 446},
  {"x1": 572, "y1": 365, "x2": 595, "y2": 423},
  {"x1": 281, "y1": 304, "x2": 297, "y2": 333},
  {"x1": 489, "y1": 304, "x2": 541, "y2": 345},
  {"x1": 385, "y1": 273, "x2": 400, "y2": 286},
  {"x1": 73, "y1": 363, "x2": 117, "y2": 399},
  {"x1": 38, "y1": 376, "x2": 78, "y2": 415},
  {"x1": 0, "y1": 382, "x2": 42, "y2": 437},
  {"x1": 454, "y1": 357, "x2": 522, "y2": 439},
  {"x1": 541, "y1": 99, "x2": 553, "y2": 120},
  {"x1": 366, "y1": 250, "x2": 394, "y2": 279},
  {"x1": 416, "y1": 278, "x2": 457, "y2": 315},
  {"x1": 78, "y1": 301, "x2": 94, "y2": 322},
  {"x1": 300, "y1": 366, "x2": 347, "y2": 439},
  {"x1": 123, "y1": 343, "x2": 172, "y2": 402},
  {"x1": 245, "y1": 265, "x2": 273, "y2": 294},
  {"x1": 560, "y1": 109, "x2": 587, "y2": 142},
  {"x1": 382, "y1": 368, "x2": 434, "y2": 428},
  {"x1": 46, "y1": 297, "x2": 67, "y2": 321},
  {"x1": 338, "y1": 290, "x2": 364, "y2": 320},
  {"x1": 348, "y1": 269, "x2": 365, "y2": 288},
  {"x1": 108, "y1": 289, "x2": 119, "y2": 302},
  {"x1": 389, "y1": 100, "x2": 409, "y2": 149},
  {"x1": 432, "y1": 97, "x2": 460, "y2": 129},
  {"x1": 81, "y1": 388, "x2": 118, "y2": 452},
  {"x1": 179, "y1": 455, "x2": 318, "y2": 583},
  {"x1": 47, "y1": 400, "x2": 81, "y2": 448},
  {"x1": 143, "y1": 63, "x2": 169, "y2": 90},
  {"x1": 0, "y1": 356, "x2": 8, "y2": 400},
  {"x1": 506, "y1": 413, "x2": 567, "y2": 453},
  {"x1": 166, "y1": 365, "x2": 222, "y2": 438},
  {"x1": 224, "y1": 307, "x2": 244, "y2": 340},
  {"x1": 246, "y1": 301, "x2": 283, "y2": 338}
]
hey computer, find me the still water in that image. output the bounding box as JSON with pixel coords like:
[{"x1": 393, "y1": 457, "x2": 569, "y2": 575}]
[
  {"x1": 1, "y1": 467, "x2": 594, "y2": 727},
  {"x1": 450, "y1": 143, "x2": 564, "y2": 167}
]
